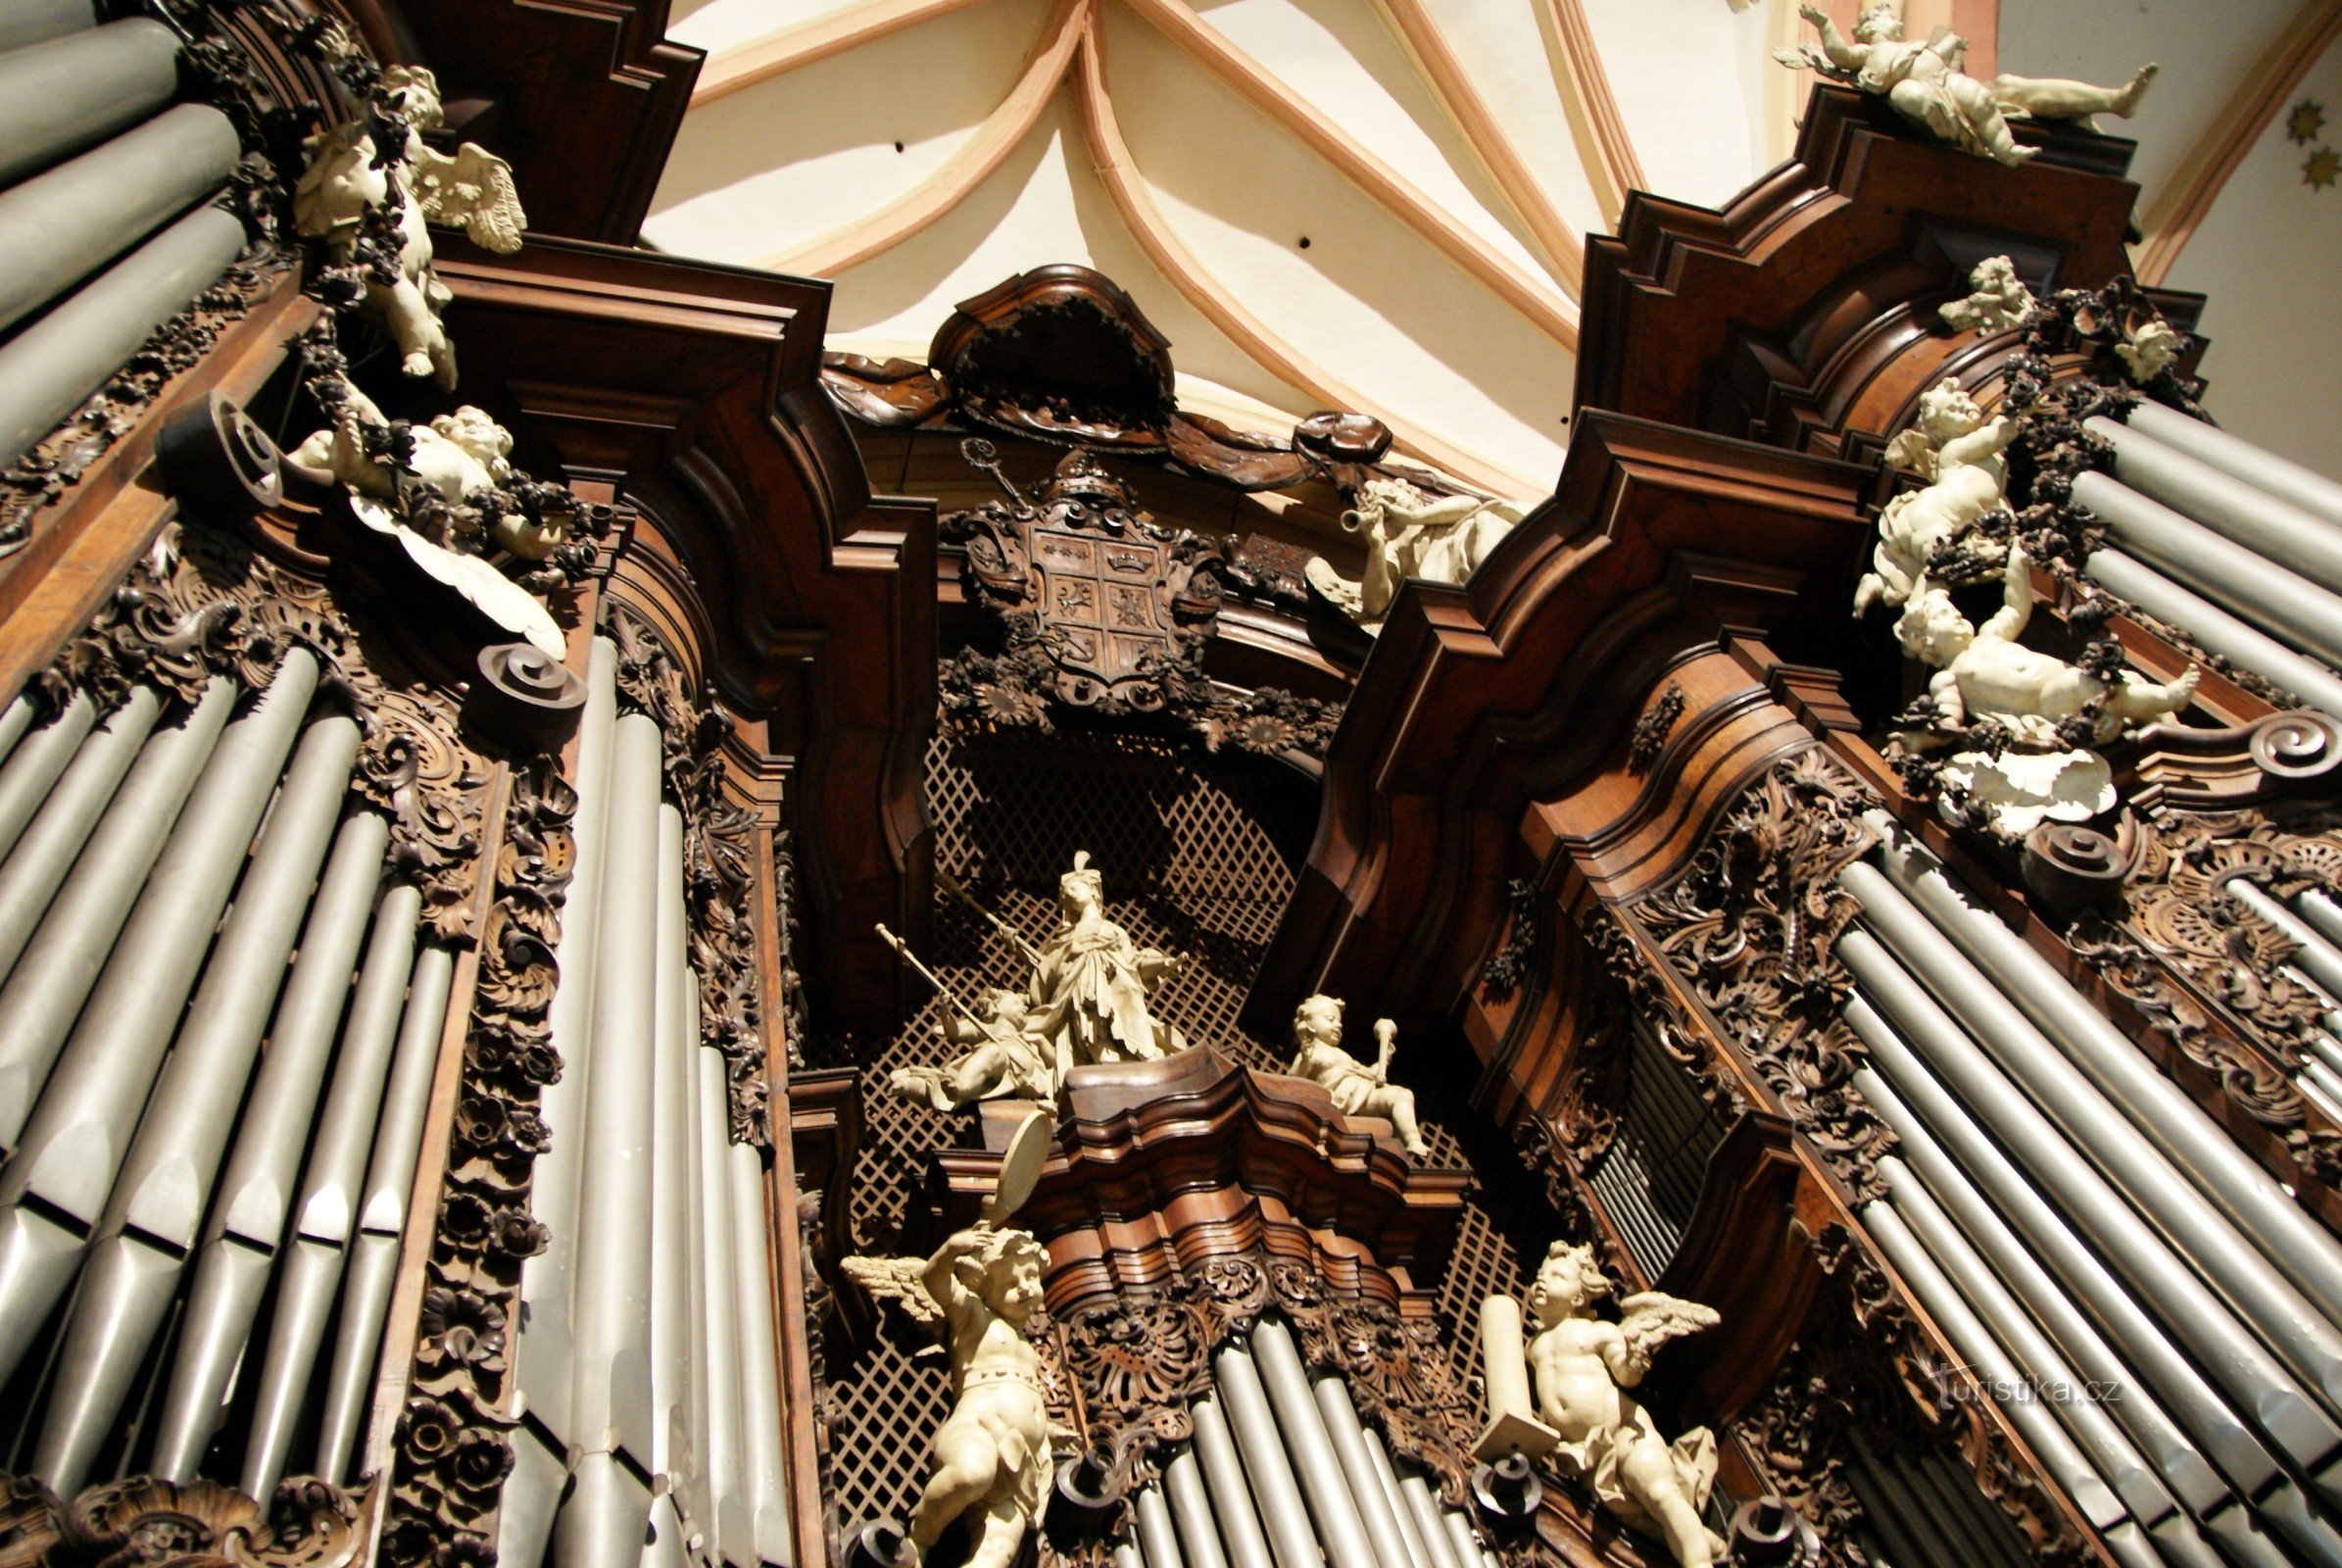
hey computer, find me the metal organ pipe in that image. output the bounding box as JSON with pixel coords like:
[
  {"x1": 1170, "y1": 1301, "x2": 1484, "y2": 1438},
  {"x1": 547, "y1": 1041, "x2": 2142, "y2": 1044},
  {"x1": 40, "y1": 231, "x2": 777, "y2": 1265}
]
[
  {"x1": 1360, "y1": 1426, "x2": 1436, "y2": 1568},
  {"x1": 0, "y1": 654, "x2": 311, "y2": 1385},
  {"x1": 1845, "y1": 857, "x2": 2342, "y2": 1383},
  {"x1": 2228, "y1": 880, "x2": 2342, "y2": 1002},
  {"x1": 647, "y1": 803, "x2": 695, "y2": 1568},
  {"x1": 697, "y1": 1003, "x2": 751, "y2": 1565},
  {"x1": 730, "y1": 1135, "x2": 792, "y2": 1564},
  {"x1": 0, "y1": 685, "x2": 160, "y2": 978},
  {"x1": 0, "y1": 687, "x2": 94, "y2": 863},
  {"x1": 150, "y1": 811, "x2": 399, "y2": 1482},
  {"x1": 314, "y1": 942, "x2": 456, "y2": 1484},
  {"x1": 229, "y1": 880, "x2": 425, "y2": 1495},
  {"x1": 1862, "y1": 826, "x2": 2342, "y2": 1318},
  {"x1": 2082, "y1": 548, "x2": 2342, "y2": 720},
  {"x1": 2088, "y1": 416, "x2": 2342, "y2": 600},
  {"x1": 2071, "y1": 471, "x2": 2342, "y2": 670},
  {"x1": 0, "y1": 0, "x2": 95, "y2": 54},
  {"x1": 1208, "y1": 1342, "x2": 1322, "y2": 1568},
  {"x1": 0, "y1": 676, "x2": 234, "y2": 1154},
  {"x1": 1187, "y1": 1393, "x2": 1277, "y2": 1568},
  {"x1": 1250, "y1": 1321, "x2": 1380, "y2": 1568},
  {"x1": 31, "y1": 704, "x2": 359, "y2": 1493},
  {"x1": 1164, "y1": 1446, "x2": 1233, "y2": 1568},
  {"x1": 2123, "y1": 400, "x2": 2342, "y2": 529},
  {"x1": 554, "y1": 710, "x2": 665, "y2": 1568},
  {"x1": 1310, "y1": 1371, "x2": 1422, "y2": 1568},
  {"x1": 0, "y1": 19, "x2": 179, "y2": 183},
  {"x1": 1137, "y1": 1483, "x2": 1191, "y2": 1568}
]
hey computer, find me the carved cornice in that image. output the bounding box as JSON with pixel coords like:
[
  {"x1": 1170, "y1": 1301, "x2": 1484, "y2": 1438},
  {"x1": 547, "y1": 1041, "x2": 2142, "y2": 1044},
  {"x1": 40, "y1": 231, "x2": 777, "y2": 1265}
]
[
  {"x1": 1254, "y1": 417, "x2": 1871, "y2": 1035},
  {"x1": 1577, "y1": 88, "x2": 2140, "y2": 452},
  {"x1": 436, "y1": 235, "x2": 936, "y2": 1032}
]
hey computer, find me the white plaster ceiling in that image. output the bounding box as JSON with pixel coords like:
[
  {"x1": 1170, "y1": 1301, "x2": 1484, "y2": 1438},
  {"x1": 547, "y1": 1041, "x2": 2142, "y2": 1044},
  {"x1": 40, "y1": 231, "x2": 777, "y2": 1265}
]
[{"x1": 645, "y1": 0, "x2": 2342, "y2": 498}]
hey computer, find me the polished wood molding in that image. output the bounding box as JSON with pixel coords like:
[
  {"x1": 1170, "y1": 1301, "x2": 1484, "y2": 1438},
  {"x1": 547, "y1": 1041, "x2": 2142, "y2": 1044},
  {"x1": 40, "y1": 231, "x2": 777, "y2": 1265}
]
[
  {"x1": 1577, "y1": 87, "x2": 2136, "y2": 444},
  {"x1": 436, "y1": 233, "x2": 937, "y2": 1033},
  {"x1": 396, "y1": 0, "x2": 701, "y2": 244},
  {"x1": 2134, "y1": 0, "x2": 2342, "y2": 284},
  {"x1": 1251, "y1": 412, "x2": 1871, "y2": 1034},
  {"x1": 693, "y1": 0, "x2": 995, "y2": 107},
  {"x1": 1364, "y1": 0, "x2": 1586, "y2": 293},
  {"x1": 1071, "y1": 15, "x2": 1543, "y2": 497},
  {"x1": 760, "y1": 0, "x2": 1085, "y2": 278}
]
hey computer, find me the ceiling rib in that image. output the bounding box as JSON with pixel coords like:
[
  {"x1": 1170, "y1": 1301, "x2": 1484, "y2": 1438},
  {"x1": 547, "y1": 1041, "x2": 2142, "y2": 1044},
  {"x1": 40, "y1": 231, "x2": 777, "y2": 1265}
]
[
  {"x1": 693, "y1": 0, "x2": 994, "y2": 107},
  {"x1": 1535, "y1": 0, "x2": 1645, "y2": 223},
  {"x1": 757, "y1": 0, "x2": 1088, "y2": 276},
  {"x1": 1073, "y1": 11, "x2": 1543, "y2": 497},
  {"x1": 1364, "y1": 0, "x2": 1586, "y2": 293},
  {"x1": 1125, "y1": 0, "x2": 1580, "y2": 349}
]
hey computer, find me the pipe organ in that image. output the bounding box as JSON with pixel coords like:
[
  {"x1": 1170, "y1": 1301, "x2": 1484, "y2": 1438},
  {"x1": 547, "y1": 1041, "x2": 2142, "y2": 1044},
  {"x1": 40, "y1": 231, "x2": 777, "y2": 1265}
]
[{"x1": 0, "y1": 9, "x2": 2336, "y2": 1568}]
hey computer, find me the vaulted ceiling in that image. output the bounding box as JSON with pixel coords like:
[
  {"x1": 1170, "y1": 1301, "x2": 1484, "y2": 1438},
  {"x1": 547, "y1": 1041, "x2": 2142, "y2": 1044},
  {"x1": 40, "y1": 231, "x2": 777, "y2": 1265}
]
[{"x1": 646, "y1": 0, "x2": 2342, "y2": 497}]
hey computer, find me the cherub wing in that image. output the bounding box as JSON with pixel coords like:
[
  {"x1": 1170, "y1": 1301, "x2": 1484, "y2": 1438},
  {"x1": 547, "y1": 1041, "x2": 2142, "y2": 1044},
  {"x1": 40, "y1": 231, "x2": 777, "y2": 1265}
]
[
  {"x1": 1881, "y1": 428, "x2": 1940, "y2": 480},
  {"x1": 413, "y1": 143, "x2": 528, "y2": 254},
  {"x1": 844, "y1": 1253, "x2": 946, "y2": 1336},
  {"x1": 1617, "y1": 1292, "x2": 1720, "y2": 1361}
]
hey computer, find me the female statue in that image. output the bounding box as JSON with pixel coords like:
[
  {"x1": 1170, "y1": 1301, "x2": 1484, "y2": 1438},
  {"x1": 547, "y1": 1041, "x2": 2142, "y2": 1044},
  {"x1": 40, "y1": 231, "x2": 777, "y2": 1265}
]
[{"x1": 1024, "y1": 853, "x2": 1184, "y2": 1065}]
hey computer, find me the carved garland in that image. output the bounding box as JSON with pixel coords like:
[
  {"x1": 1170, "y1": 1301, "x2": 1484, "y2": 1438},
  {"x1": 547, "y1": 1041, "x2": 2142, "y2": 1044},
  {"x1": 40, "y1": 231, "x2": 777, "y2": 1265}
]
[
  {"x1": 1735, "y1": 1225, "x2": 2090, "y2": 1568},
  {"x1": 1632, "y1": 751, "x2": 1895, "y2": 1202},
  {"x1": 0, "y1": 1474, "x2": 364, "y2": 1568},
  {"x1": 605, "y1": 601, "x2": 780, "y2": 1136},
  {"x1": 2067, "y1": 805, "x2": 2342, "y2": 1183},
  {"x1": 1053, "y1": 1253, "x2": 1477, "y2": 1523}
]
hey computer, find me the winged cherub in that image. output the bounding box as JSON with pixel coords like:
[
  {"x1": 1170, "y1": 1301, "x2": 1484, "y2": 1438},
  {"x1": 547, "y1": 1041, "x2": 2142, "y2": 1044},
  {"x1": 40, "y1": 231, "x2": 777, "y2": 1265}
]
[
  {"x1": 293, "y1": 66, "x2": 526, "y2": 386},
  {"x1": 1304, "y1": 474, "x2": 1522, "y2": 631},
  {"x1": 1854, "y1": 378, "x2": 2018, "y2": 616},
  {"x1": 844, "y1": 1115, "x2": 1057, "y2": 1568},
  {"x1": 1777, "y1": 4, "x2": 2154, "y2": 168},
  {"x1": 1508, "y1": 1242, "x2": 1724, "y2": 1568}
]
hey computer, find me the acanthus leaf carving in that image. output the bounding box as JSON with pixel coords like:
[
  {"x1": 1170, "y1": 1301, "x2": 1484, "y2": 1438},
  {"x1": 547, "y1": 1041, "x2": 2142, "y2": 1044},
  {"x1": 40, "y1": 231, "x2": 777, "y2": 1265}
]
[
  {"x1": 1631, "y1": 751, "x2": 1894, "y2": 1202},
  {"x1": 0, "y1": 1472, "x2": 365, "y2": 1568}
]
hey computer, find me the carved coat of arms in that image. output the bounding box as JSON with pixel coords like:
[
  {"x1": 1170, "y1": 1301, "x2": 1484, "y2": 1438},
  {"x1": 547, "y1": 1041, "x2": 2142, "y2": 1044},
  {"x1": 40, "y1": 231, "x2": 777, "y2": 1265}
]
[{"x1": 947, "y1": 443, "x2": 1225, "y2": 710}]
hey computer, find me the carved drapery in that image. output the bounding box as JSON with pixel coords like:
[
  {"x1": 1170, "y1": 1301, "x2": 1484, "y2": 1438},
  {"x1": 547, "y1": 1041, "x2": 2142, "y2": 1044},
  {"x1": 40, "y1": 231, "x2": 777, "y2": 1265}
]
[
  {"x1": 2066, "y1": 805, "x2": 2342, "y2": 1185},
  {"x1": 605, "y1": 600, "x2": 780, "y2": 1140},
  {"x1": 1051, "y1": 1251, "x2": 1477, "y2": 1516},
  {"x1": 1630, "y1": 752, "x2": 1894, "y2": 1203},
  {"x1": 1734, "y1": 1225, "x2": 2090, "y2": 1568},
  {"x1": 0, "y1": 1474, "x2": 364, "y2": 1568}
]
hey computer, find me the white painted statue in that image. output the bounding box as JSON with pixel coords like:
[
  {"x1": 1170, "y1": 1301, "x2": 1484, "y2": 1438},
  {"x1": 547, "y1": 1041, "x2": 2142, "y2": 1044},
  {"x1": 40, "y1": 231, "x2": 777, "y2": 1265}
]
[
  {"x1": 1023, "y1": 852, "x2": 1186, "y2": 1065},
  {"x1": 845, "y1": 1115, "x2": 1056, "y2": 1568},
  {"x1": 1855, "y1": 378, "x2": 2017, "y2": 615},
  {"x1": 293, "y1": 66, "x2": 526, "y2": 387},
  {"x1": 881, "y1": 921, "x2": 1066, "y2": 1113},
  {"x1": 1482, "y1": 1243, "x2": 1725, "y2": 1568},
  {"x1": 288, "y1": 380, "x2": 565, "y2": 657},
  {"x1": 1285, "y1": 994, "x2": 1426, "y2": 1157},
  {"x1": 1897, "y1": 546, "x2": 2200, "y2": 748},
  {"x1": 1939, "y1": 255, "x2": 2036, "y2": 335},
  {"x1": 1306, "y1": 475, "x2": 1522, "y2": 632},
  {"x1": 1777, "y1": 4, "x2": 2155, "y2": 168},
  {"x1": 2117, "y1": 318, "x2": 2183, "y2": 385}
]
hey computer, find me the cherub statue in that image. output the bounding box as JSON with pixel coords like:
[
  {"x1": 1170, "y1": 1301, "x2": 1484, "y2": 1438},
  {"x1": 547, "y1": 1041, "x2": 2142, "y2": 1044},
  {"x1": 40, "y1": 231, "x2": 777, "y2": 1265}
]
[
  {"x1": 1897, "y1": 546, "x2": 2199, "y2": 747},
  {"x1": 288, "y1": 381, "x2": 569, "y2": 561},
  {"x1": 1022, "y1": 853, "x2": 1185, "y2": 1065},
  {"x1": 1855, "y1": 379, "x2": 2018, "y2": 615},
  {"x1": 1497, "y1": 1242, "x2": 1724, "y2": 1568},
  {"x1": 1939, "y1": 255, "x2": 2035, "y2": 335},
  {"x1": 845, "y1": 1114, "x2": 1056, "y2": 1568},
  {"x1": 2116, "y1": 318, "x2": 2183, "y2": 385},
  {"x1": 1304, "y1": 474, "x2": 1522, "y2": 632},
  {"x1": 1284, "y1": 994, "x2": 1426, "y2": 1156},
  {"x1": 1776, "y1": 4, "x2": 2155, "y2": 169},
  {"x1": 293, "y1": 66, "x2": 526, "y2": 387},
  {"x1": 880, "y1": 924, "x2": 1065, "y2": 1113}
]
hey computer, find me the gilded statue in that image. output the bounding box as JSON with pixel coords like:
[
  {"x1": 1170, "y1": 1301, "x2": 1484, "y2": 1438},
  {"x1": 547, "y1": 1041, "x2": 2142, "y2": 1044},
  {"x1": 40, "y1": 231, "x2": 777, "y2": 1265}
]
[
  {"x1": 879, "y1": 924, "x2": 1064, "y2": 1113},
  {"x1": 845, "y1": 1115, "x2": 1057, "y2": 1568},
  {"x1": 293, "y1": 66, "x2": 525, "y2": 386},
  {"x1": 1777, "y1": 4, "x2": 2154, "y2": 169},
  {"x1": 1285, "y1": 994, "x2": 1426, "y2": 1156},
  {"x1": 1305, "y1": 475, "x2": 1521, "y2": 632},
  {"x1": 1855, "y1": 378, "x2": 2018, "y2": 615},
  {"x1": 1481, "y1": 1243, "x2": 1724, "y2": 1568},
  {"x1": 1020, "y1": 853, "x2": 1185, "y2": 1065}
]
